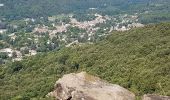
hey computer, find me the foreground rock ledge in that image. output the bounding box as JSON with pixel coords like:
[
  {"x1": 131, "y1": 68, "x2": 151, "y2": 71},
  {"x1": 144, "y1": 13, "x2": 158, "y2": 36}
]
[{"x1": 47, "y1": 72, "x2": 135, "y2": 100}]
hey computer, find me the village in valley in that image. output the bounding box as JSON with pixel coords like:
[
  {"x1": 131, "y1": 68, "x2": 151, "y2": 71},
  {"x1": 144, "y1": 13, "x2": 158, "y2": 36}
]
[{"x1": 0, "y1": 12, "x2": 144, "y2": 64}]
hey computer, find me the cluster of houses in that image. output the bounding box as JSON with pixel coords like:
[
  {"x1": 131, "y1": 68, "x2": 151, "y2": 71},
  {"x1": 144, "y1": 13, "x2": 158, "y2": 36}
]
[
  {"x1": 33, "y1": 14, "x2": 108, "y2": 36},
  {"x1": 28, "y1": 13, "x2": 145, "y2": 48},
  {"x1": 33, "y1": 13, "x2": 144, "y2": 38},
  {"x1": 31, "y1": 14, "x2": 110, "y2": 46},
  {"x1": 0, "y1": 48, "x2": 37, "y2": 62},
  {"x1": 0, "y1": 13, "x2": 145, "y2": 63},
  {"x1": 70, "y1": 14, "x2": 108, "y2": 29},
  {"x1": 114, "y1": 14, "x2": 144, "y2": 31},
  {"x1": 114, "y1": 23, "x2": 144, "y2": 31}
]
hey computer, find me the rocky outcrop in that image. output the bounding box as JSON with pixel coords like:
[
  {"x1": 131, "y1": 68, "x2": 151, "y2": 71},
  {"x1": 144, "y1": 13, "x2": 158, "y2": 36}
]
[
  {"x1": 142, "y1": 94, "x2": 170, "y2": 100},
  {"x1": 47, "y1": 72, "x2": 135, "y2": 100}
]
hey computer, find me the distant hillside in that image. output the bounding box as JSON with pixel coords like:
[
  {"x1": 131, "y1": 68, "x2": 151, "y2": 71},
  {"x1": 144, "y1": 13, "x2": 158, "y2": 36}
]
[
  {"x1": 0, "y1": 23, "x2": 170, "y2": 99},
  {"x1": 1, "y1": 0, "x2": 170, "y2": 22},
  {"x1": 0, "y1": 0, "x2": 127, "y2": 19}
]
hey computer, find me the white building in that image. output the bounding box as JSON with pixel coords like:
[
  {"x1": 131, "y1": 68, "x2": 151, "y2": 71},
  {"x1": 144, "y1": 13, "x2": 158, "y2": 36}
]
[
  {"x1": 0, "y1": 48, "x2": 13, "y2": 57},
  {"x1": 128, "y1": 23, "x2": 144, "y2": 28},
  {"x1": 0, "y1": 4, "x2": 4, "y2": 7},
  {"x1": 0, "y1": 48, "x2": 23, "y2": 59},
  {"x1": 29, "y1": 50, "x2": 37, "y2": 56},
  {"x1": 0, "y1": 29, "x2": 7, "y2": 34}
]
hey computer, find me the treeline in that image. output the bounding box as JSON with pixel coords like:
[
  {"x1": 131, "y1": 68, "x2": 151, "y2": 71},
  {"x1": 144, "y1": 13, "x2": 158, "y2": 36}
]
[
  {"x1": 0, "y1": 0, "x2": 123, "y2": 19},
  {"x1": 1, "y1": 0, "x2": 169, "y2": 20}
]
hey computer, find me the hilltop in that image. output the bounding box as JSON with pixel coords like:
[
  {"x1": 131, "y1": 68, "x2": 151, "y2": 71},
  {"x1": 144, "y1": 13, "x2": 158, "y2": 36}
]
[{"x1": 0, "y1": 23, "x2": 170, "y2": 99}]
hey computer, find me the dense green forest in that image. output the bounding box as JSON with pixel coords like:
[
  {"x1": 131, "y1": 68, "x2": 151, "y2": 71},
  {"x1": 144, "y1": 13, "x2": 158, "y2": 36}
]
[
  {"x1": 0, "y1": 0, "x2": 127, "y2": 19},
  {"x1": 1, "y1": 0, "x2": 170, "y2": 23},
  {"x1": 0, "y1": 23, "x2": 170, "y2": 99}
]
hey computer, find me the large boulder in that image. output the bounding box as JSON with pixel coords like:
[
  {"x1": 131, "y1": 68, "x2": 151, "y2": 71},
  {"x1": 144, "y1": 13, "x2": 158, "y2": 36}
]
[
  {"x1": 47, "y1": 72, "x2": 135, "y2": 100},
  {"x1": 142, "y1": 94, "x2": 170, "y2": 100}
]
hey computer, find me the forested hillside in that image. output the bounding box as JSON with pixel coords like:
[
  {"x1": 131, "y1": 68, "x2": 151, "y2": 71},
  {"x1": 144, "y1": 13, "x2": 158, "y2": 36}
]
[
  {"x1": 0, "y1": 23, "x2": 170, "y2": 99},
  {"x1": 0, "y1": 0, "x2": 128, "y2": 19},
  {"x1": 1, "y1": 0, "x2": 170, "y2": 23}
]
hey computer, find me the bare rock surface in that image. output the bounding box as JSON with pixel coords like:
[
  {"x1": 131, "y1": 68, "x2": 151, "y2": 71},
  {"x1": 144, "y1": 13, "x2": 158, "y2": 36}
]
[
  {"x1": 143, "y1": 94, "x2": 170, "y2": 100},
  {"x1": 47, "y1": 72, "x2": 135, "y2": 100}
]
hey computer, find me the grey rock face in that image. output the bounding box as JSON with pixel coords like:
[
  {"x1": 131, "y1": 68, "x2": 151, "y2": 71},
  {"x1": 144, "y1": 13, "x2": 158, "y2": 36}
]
[{"x1": 47, "y1": 72, "x2": 135, "y2": 100}]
